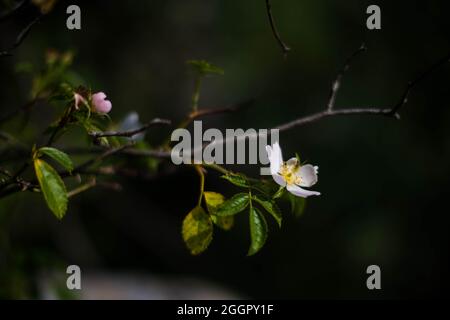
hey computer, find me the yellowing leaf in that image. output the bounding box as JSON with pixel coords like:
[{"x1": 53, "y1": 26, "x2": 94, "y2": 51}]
[
  {"x1": 204, "y1": 191, "x2": 235, "y2": 231},
  {"x1": 182, "y1": 206, "x2": 213, "y2": 255},
  {"x1": 204, "y1": 191, "x2": 225, "y2": 213}
]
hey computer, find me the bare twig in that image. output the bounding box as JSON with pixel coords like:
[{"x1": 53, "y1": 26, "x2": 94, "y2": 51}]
[
  {"x1": 71, "y1": 143, "x2": 134, "y2": 175},
  {"x1": 327, "y1": 44, "x2": 367, "y2": 111},
  {"x1": 68, "y1": 178, "x2": 97, "y2": 198},
  {"x1": 88, "y1": 118, "x2": 171, "y2": 139},
  {"x1": 265, "y1": 0, "x2": 290, "y2": 57},
  {"x1": 0, "y1": 14, "x2": 42, "y2": 57},
  {"x1": 388, "y1": 51, "x2": 450, "y2": 115},
  {"x1": 274, "y1": 107, "x2": 396, "y2": 132},
  {"x1": 188, "y1": 99, "x2": 255, "y2": 120},
  {"x1": 46, "y1": 105, "x2": 75, "y2": 146},
  {"x1": 0, "y1": 0, "x2": 28, "y2": 23},
  {"x1": 0, "y1": 98, "x2": 42, "y2": 126}
]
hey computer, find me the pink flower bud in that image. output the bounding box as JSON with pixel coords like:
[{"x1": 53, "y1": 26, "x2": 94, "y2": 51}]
[{"x1": 92, "y1": 92, "x2": 112, "y2": 114}]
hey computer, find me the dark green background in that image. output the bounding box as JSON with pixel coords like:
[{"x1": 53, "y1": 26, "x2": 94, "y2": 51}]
[{"x1": 1, "y1": 0, "x2": 449, "y2": 298}]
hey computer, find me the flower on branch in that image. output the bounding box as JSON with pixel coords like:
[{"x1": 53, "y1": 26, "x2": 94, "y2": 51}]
[
  {"x1": 92, "y1": 92, "x2": 112, "y2": 114},
  {"x1": 266, "y1": 142, "x2": 321, "y2": 198}
]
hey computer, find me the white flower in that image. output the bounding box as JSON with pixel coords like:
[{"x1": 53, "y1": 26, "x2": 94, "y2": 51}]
[{"x1": 266, "y1": 142, "x2": 321, "y2": 198}]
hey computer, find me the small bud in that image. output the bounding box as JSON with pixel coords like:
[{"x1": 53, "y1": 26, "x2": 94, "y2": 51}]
[{"x1": 92, "y1": 92, "x2": 112, "y2": 114}]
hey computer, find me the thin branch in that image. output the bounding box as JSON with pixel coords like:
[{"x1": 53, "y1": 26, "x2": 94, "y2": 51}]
[
  {"x1": 274, "y1": 107, "x2": 396, "y2": 132},
  {"x1": 0, "y1": 98, "x2": 41, "y2": 126},
  {"x1": 265, "y1": 0, "x2": 290, "y2": 57},
  {"x1": 188, "y1": 99, "x2": 255, "y2": 120},
  {"x1": 71, "y1": 143, "x2": 134, "y2": 175},
  {"x1": 88, "y1": 118, "x2": 171, "y2": 139},
  {"x1": 0, "y1": 0, "x2": 28, "y2": 23},
  {"x1": 327, "y1": 44, "x2": 367, "y2": 111},
  {"x1": 388, "y1": 51, "x2": 450, "y2": 115},
  {"x1": 46, "y1": 104, "x2": 75, "y2": 146},
  {"x1": 0, "y1": 14, "x2": 42, "y2": 57},
  {"x1": 68, "y1": 178, "x2": 97, "y2": 198}
]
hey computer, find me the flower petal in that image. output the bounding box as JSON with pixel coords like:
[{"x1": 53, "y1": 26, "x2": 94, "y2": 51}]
[
  {"x1": 74, "y1": 93, "x2": 86, "y2": 110},
  {"x1": 272, "y1": 173, "x2": 286, "y2": 187},
  {"x1": 266, "y1": 142, "x2": 283, "y2": 175},
  {"x1": 287, "y1": 184, "x2": 321, "y2": 198},
  {"x1": 286, "y1": 157, "x2": 299, "y2": 167},
  {"x1": 297, "y1": 164, "x2": 319, "y2": 187},
  {"x1": 92, "y1": 92, "x2": 107, "y2": 104},
  {"x1": 98, "y1": 100, "x2": 112, "y2": 114}
]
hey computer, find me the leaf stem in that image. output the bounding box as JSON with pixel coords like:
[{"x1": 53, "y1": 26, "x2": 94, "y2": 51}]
[
  {"x1": 68, "y1": 178, "x2": 96, "y2": 198},
  {"x1": 194, "y1": 165, "x2": 205, "y2": 207},
  {"x1": 202, "y1": 163, "x2": 230, "y2": 175},
  {"x1": 191, "y1": 76, "x2": 202, "y2": 112}
]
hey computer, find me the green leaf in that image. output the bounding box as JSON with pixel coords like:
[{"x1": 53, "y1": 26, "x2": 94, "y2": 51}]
[
  {"x1": 34, "y1": 159, "x2": 68, "y2": 219},
  {"x1": 216, "y1": 193, "x2": 250, "y2": 217},
  {"x1": 204, "y1": 191, "x2": 234, "y2": 231},
  {"x1": 182, "y1": 206, "x2": 213, "y2": 255},
  {"x1": 221, "y1": 174, "x2": 250, "y2": 188},
  {"x1": 248, "y1": 207, "x2": 268, "y2": 256},
  {"x1": 38, "y1": 147, "x2": 74, "y2": 173},
  {"x1": 253, "y1": 196, "x2": 282, "y2": 228},
  {"x1": 187, "y1": 60, "x2": 224, "y2": 76},
  {"x1": 288, "y1": 193, "x2": 307, "y2": 218},
  {"x1": 272, "y1": 186, "x2": 286, "y2": 200}
]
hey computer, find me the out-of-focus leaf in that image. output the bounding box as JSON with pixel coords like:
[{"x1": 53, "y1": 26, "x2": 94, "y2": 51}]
[
  {"x1": 248, "y1": 207, "x2": 268, "y2": 256},
  {"x1": 182, "y1": 206, "x2": 213, "y2": 255},
  {"x1": 288, "y1": 193, "x2": 307, "y2": 218},
  {"x1": 34, "y1": 159, "x2": 68, "y2": 219},
  {"x1": 216, "y1": 193, "x2": 249, "y2": 217},
  {"x1": 32, "y1": 0, "x2": 58, "y2": 14},
  {"x1": 38, "y1": 147, "x2": 74, "y2": 173},
  {"x1": 187, "y1": 60, "x2": 224, "y2": 76}
]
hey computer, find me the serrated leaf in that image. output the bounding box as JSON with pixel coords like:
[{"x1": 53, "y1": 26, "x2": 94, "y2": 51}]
[
  {"x1": 216, "y1": 193, "x2": 249, "y2": 217},
  {"x1": 289, "y1": 193, "x2": 307, "y2": 218},
  {"x1": 182, "y1": 206, "x2": 213, "y2": 255},
  {"x1": 248, "y1": 207, "x2": 268, "y2": 256},
  {"x1": 204, "y1": 191, "x2": 234, "y2": 231},
  {"x1": 253, "y1": 196, "x2": 282, "y2": 228},
  {"x1": 39, "y1": 147, "x2": 74, "y2": 173},
  {"x1": 221, "y1": 174, "x2": 250, "y2": 188},
  {"x1": 34, "y1": 159, "x2": 68, "y2": 219}
]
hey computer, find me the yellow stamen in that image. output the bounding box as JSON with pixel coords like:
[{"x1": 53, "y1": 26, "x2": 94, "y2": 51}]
[{"x1": 279, "y1": 160, "x2": 301, "y2": 186}]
